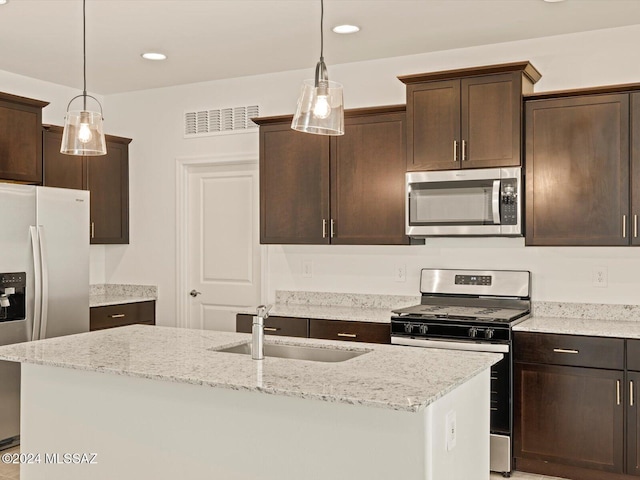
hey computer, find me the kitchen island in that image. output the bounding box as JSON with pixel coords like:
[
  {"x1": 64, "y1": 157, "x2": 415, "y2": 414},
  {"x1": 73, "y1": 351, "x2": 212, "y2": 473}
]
[{"x1": 0, "y1": 325, "x2": 501, "y2": 480}]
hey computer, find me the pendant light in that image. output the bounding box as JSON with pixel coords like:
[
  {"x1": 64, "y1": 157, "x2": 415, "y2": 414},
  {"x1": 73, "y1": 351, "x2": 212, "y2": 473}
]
[
  {"x1": 291, "y1": 0, "x2": 344, "y2": 136},
  {"x1": 61, "y1": 0, "x2": 106, "y2": 156}
]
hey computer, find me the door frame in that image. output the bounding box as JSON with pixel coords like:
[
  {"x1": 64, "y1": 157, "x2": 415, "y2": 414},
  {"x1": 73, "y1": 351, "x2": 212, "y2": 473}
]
[{"x1": 175, "y1": 152, "x2": 266, "y2": 329}]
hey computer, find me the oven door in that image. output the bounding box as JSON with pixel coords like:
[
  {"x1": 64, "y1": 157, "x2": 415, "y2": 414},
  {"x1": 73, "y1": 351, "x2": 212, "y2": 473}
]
[
  {"x1": 392, "y1": 336, "x2": 513, "y2": 474},
  {"x1": 406, "y1": 167, "x2": 521, "y2": 237}
]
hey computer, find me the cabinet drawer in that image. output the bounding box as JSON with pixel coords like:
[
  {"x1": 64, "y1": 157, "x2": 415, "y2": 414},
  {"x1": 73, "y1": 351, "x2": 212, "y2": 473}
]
[
  {"x1": 627, "y1": 339, "x2": 640, "y2": 371},
  {"x1": 309, "y1": 319, "x2": 390, "y2": 344},
  {"x1": 514, "y1": 332, "x2": 623, "y2": 370},
  {"x1": 236, "y1": 314, "x2": 308, "y2": 338},
  {"x1": 90, "y1": 301, "x2": 156, "y2": 331}
]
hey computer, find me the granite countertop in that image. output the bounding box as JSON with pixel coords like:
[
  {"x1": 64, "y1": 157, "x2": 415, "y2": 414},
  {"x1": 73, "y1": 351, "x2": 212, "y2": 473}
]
[
  {"x1": 0, "y1": 325, "x2": 501, "y2": 413},
  {"x1": 90, "y1": 284, "x2": 157, "y2": 307},
  {"x1": 514, "y1": 316, "x2": 640, "y2": 339}
]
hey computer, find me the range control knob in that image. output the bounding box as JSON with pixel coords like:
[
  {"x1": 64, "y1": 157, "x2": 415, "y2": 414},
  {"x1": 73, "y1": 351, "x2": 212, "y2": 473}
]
[
  {"x1": 468, "y1": 327, "x2": 479, "y2": 338},
  {"x1": 404, "y1": 322, "x2": 413, "y2": 334},
  {"x1": 419, "y1": 324, "x2": 429, "y2": 335},
  {"x1": 485, "y1": 328, "x2": 495, "y2": 340}
]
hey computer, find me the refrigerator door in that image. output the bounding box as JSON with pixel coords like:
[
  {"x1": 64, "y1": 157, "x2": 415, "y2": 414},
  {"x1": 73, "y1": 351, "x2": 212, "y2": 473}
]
[
  {"x1": 35, "y1": 187, "x2": 90, "y2": 339},
  {"x1": 0, "y1": 183, "x2": 35, "y2": 446}
]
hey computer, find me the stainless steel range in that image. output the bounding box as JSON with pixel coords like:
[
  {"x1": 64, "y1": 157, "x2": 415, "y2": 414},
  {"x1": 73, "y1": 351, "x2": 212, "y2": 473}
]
[{"x1": 391, "y1": 269, "x2": 531, "y2": 477}]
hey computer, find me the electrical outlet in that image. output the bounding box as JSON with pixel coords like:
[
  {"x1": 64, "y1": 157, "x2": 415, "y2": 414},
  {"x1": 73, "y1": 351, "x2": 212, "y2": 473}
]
[
  {"x1": 302, "y1": 260, "x2": 313, "y2": 278},
  {"x1": 446, "y1": 410, "x2": 457, "y2": 451},
  {"x1": 394, "y1": 264, "x2": 406, "y2": 283},
  {"x1": 592, "y1": 266, "x2": 608, "y2": 288}
]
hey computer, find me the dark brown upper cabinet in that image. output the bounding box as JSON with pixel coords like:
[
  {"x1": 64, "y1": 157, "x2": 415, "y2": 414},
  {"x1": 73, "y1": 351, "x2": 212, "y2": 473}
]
[
  {"x1": 632, "y1": 93, "x2": 640, "y2": 246},
  {"x1": 254, "y1": 105, "x2": 408, "y2": 245},
  {"x1": 0, "y1": 92, "x2": 49, "y2": 184},
  {"x1": 42, "y1": 125, "x2": 131, "y2": 244},
  {"x1": 525, "y1": 94, "x2": 630, "y2": 246},
  {"x1": 399, "y1": 62, "x2": 541, "y2": 171}
]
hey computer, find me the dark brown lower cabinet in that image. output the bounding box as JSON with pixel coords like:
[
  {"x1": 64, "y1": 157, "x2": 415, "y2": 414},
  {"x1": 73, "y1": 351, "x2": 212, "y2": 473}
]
[
  {"x1": 309, "y1": 319, "x2": 390, "y2": 344},
  {"x1": 513, "y1": 331, "x2": 640, "y2": 480},
  {"x1": 90, "y1": 301, "x2": 155, "y2": 331},
  {"x1": 235, "y1": 314, "x2": 390, "y2": 344},
  {"x1": 236, "y1": 314, "x2": 308, "y2": 338}
]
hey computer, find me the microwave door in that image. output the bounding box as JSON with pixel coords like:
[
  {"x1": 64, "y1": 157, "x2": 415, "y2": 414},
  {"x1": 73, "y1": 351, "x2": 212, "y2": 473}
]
[{"x1": 407, "y1": 178, "x2": 501, "y2": 236}]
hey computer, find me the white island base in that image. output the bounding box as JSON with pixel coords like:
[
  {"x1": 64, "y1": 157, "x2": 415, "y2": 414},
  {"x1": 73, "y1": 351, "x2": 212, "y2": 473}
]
[{"x1": 20, "y1": 363, "x2": 490, "y2": 480}]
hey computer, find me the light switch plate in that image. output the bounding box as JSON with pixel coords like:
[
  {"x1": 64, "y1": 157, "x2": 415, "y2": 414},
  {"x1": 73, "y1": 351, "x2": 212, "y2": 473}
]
[
  {"x1": 302, "y1": 260, "x2": 313, "y2": 278},
  {"x1": 446, "y1": 410, "x2": 456, "y2": 451}
]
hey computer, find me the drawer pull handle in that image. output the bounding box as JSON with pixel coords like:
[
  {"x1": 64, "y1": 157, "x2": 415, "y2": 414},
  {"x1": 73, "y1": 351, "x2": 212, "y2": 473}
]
[
  {"x1": 264, "y1": 327, "x2": 280, "y2": 332},
  {"x1": 109, "y1": 314, "x2": 126, "y2": 319},
  {"x1": 553, "y1": 348, "x2": 579, "y2": 354},
  {"x1": 617, "y1": 380, "x2": 621, "y2": 406},
  {"x1": 631, "y1": 380, "x2": 635, "y2": 407},
  {"x1": 337, "y1": 333, "x2": 357, "y2": 338}
]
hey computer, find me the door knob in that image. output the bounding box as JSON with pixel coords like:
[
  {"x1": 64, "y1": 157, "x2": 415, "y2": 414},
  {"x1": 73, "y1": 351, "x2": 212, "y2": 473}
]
[{"x1": 189, "y1": 290, "x2": 202, "y2": 297}]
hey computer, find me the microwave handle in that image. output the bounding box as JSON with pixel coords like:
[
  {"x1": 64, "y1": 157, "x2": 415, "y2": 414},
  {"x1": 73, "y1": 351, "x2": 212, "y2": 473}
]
[{"x1": 492, "y1": 180, "x2": 501, "y2": 225}]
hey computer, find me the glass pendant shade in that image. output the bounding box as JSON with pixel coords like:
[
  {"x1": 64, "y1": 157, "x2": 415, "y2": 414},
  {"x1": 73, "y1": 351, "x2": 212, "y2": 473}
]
[
  {"x1": 61, "y1": 109, "x2": 106, "y2": 156},
  {"x1": 291, "y1": 79, "x2": 344, "y2": 136}
]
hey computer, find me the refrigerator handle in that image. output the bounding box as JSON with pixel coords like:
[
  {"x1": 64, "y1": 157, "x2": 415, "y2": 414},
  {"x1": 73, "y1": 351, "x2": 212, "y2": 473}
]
[
  {"x1": 30, "y1": 226, "x2": 42, "y2": 341},
  {"x1": 37, "y1": 226, "x2": 49, "y2": 341}
]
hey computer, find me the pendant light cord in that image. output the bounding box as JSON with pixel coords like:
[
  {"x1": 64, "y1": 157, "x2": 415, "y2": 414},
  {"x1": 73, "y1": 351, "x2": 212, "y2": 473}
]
[
  {"x1": 319, "y1": 0, "x2": 324, "y2": 60},
  {"x1": 83, "y1": 0, "x2": 87, "y2": 110}
]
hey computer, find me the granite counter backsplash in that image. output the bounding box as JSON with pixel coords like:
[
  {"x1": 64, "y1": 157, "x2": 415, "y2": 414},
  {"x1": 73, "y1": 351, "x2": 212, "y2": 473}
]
[{"x1": 90, "y1": 284, "x2": 157, "y2": 308}]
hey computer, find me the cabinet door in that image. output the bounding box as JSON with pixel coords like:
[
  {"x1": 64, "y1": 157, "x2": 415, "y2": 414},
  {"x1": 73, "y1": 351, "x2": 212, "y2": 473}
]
[
  {"x1": 632, "y1": 93, "x2": 640, "y2": 245},
  {"x1": 461, "y1": 73, "x2": 520, "y2": 169},
  {"x1": 0, "y1": 100, "x2": 43, "y2": 184},
  {"x1": 87, "y1": 139, "x2": 130, "y2": 244},
  {"x1": 42, "y1": 128, "x2": 86, "y2": 190},
  {"x1": 514, "y1": 362, "x2": 624, "y2": 473},
  {"x1": 406, "y1": 80, "x2": 460, "y2": 171},
  {"x1": 330, "y1": 112, "x2": 408, "y2": 245},
  {"x1": 628, "y1": 371, "x2": 640, "y2": 476},
  {"x1": 525, "y1": 94, "x2": 630, "y2": 246},
  {"x1": 260, "y1": 123, "x2": 330, "y2": 244}
]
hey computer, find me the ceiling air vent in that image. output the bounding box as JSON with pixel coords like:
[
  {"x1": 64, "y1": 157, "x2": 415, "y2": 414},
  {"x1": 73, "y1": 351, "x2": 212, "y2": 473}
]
[{"x1": 184, "y1": 105, "x2": 259, "y2": 138}]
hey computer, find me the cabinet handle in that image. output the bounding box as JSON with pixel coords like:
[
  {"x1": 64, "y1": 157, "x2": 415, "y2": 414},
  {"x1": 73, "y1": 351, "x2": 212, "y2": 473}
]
[
  {"x1": 453, "y1": 140, "x2": 458, "y2": 162},
  {"x1": 634, "y1": 215, "x2": 638, "y2": 238},
  {"x1": 631, "y1": 380, "x2": 635, "y2": 407},
  {"x1": 322, "y1": 219, "x2": 327, "y2": 238},
  {"x1": 330, "y1": 219, "x2": 335, "y2": 238},
  {"x1": 109, "y1": 314, "x2": 126, "y2": 319},
  {"x1": 553, "y1": 348, "x2": 579, "y2": 354},
  {"x1": 337, "y1": 332, "x2": 357, "y2": 338},
  {"x1": 264, "y1": 327, "x2": 280, "y2": 332},
  {"x1": 617, "y1": 380, "x2": 621, "y2": 406},
  {"x1": 91, "y1": 222, "x2": 95, "y2": 239},
  {"x1": 462, "y1": 140, "x2": 467, "y2": 161},
  {"x1": 623, "y1": 215, "x2": 627, "y2": 238}
]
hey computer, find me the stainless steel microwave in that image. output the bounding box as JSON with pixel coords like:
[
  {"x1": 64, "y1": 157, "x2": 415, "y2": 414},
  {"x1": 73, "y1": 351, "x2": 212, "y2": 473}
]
[{"x1": 406, "y1": 167, "x2": 522, "y2": 237}]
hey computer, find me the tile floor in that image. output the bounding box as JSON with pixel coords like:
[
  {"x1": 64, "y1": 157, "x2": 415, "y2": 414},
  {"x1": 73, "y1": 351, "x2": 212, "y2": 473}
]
[
  {"x1": 0, "y1": 444, "x2": 566, "y2": 480},
  {"x1": 0, "y1": 446, "x2": 19, "y2": 480}
]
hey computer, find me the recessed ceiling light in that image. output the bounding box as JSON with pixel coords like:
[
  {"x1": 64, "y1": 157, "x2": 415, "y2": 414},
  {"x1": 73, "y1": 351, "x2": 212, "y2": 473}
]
[
  {"x1": 141, "y1": 52, "x2": 167, "y2": 61},
  {"x1": 332, "y1": 24, "x2": 360, "y2": 34},
  {"x1": 0, "y1": 1, "x2": 9, "y2": 5}
]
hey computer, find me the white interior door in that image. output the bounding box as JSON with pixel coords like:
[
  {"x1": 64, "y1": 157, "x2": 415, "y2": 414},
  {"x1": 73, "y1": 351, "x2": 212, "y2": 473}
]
[{"x1": 186, "y1": 163, "x2": 260, "y2": 331}]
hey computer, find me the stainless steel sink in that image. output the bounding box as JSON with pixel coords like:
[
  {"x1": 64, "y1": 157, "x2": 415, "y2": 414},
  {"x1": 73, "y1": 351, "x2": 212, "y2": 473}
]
[{"x1": 214, "y1": 342, "x2": 369, "y2": 362}]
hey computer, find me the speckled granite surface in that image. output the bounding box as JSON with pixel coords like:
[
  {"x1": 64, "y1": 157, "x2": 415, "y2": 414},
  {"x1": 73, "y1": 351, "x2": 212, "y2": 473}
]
[
  {"x1": 516, "y1": 301, "x2": 640, "y2": 338},
  {"x1": 90, "y1": 284, "x2": 157, "y2": 307},
  {"x1": 0, "y1": 325, "x2": 501, "y2": 412},
  {"x1": 238, "y1": 291, "x2": 419, "y2": 324}
]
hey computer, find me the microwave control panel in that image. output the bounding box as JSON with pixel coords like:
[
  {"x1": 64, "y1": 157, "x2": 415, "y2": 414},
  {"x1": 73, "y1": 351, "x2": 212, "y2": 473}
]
[{"x1": 501, "y1": 180, "x2": 518, "y2": 225}]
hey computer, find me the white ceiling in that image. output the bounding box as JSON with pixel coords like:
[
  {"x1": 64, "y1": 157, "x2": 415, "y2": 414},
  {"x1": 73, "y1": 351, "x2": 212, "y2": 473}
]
[{"x1": 1, "y1": 0, "x2": 639, "y2": 94}]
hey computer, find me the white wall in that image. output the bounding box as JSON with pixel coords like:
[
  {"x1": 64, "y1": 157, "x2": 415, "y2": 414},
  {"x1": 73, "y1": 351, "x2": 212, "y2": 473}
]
[
  {"x1": 102, "y1": 24, "x2": 640, "y2": 326},
  {"x1": 0, "y1": 70, "x2": 106, "y2": 285}
]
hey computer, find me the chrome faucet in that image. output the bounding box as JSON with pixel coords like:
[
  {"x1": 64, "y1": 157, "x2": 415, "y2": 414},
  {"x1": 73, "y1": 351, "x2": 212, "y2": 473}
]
[{"x1": 252, "y1": 304, "x2": 272, "y2": 360}]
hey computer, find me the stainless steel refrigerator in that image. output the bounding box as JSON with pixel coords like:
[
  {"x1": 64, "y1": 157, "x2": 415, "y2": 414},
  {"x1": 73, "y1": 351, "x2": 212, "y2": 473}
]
[{"x1": 0, "y1": 183, "x2": 90, "y2": 449}]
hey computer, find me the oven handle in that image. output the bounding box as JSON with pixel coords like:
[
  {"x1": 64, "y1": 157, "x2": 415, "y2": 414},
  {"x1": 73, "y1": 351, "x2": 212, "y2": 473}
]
[
  {"x1": 492, "y1": 179, "x2": 501, "y2": 225},
  {"x1": 392, "y1": 336, "x2": 509, "y2": 353}
]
